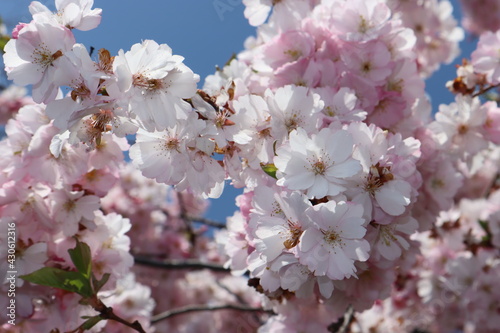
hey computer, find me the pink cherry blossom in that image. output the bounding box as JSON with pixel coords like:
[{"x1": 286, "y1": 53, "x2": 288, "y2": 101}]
[
  {"x1": 331, "y1": 0, "x2": 391, "y2": 42},
  {"x1": 472, "y1": 30, "x2": 500, "y2": 84},
  {"x1": 49, "y1": 189, "x2": 100, "y2": 236},
  {"x1": 3, "y1": 20, "x2": 77, "y2": 103}
]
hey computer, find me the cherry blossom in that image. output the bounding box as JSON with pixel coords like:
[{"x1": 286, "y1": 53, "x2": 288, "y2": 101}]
[
  {"x1": 113, "y1": 39, "x2": 199, "y2": 131},
  {"x1": 298, "y1": 201, "x2": 370, "y2": 280},
  {"x1": 471, "y1": 29, "x2": 500, "y2": 84},
  {"x1": 29, "y1": 0, "x2": 102, "y2": 31},
  {"x1": 274, "y1": 127, "x2": 361, "y2": 199},
  {"x1": 459, "y1": 0, "x2": 500, "y2": 35},
  {"x1": 3, "y1": 20, "x2": 77, "y2": 103},
  {"x1": 49, "y1": 188, "x2": 100, "y2": 236},
  {"x1": 252, "y1": 190, "x2": 312, "y2": 261}
]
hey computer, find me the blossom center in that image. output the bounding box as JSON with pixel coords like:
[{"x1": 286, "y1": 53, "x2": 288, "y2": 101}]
[
  {"x1": 32, "y1": 43, "x2": 63, "y2": 69},
  {"x1": 70, "y1": 81, "x2": 92, "y2": 101},
  {"x1": 323, "y1": 105, "x2": 337, "y2": 117},
  {"x1": 358, "y1": 16, "x2": 370, "y2": 34},
  {"x1": 364, "y1": 163, "x2": 394, "y2": 195},
  {"x1": 285, "y1": 112, "x2": 303, "y2": 132},
  {"x1": 457, "y1": 124, "x2": 469, "y2": 135},
  {"x1": 133, "y1": 74, "x2": 165, "y2": 92},
  {"x1": 85, "y1": 169, "x2": 100, "y2": 182},
  {"x1": 63, "y1": 199, "x2": 76, "y2": 212},
  {"x1": 164, "y1": 137, "x2": 180, "y2": 151},
  {"x1": 431, "y1": 178, "x2": 445, "y2": 189},
  {"x1": 379, "y1": 225, "x2": 397, "y2": 246},
  {"x1": 283, "y1": 219, "x2": 303, "y2": 249},
  {"x1": 258, "y1": 127, "x2": 271, "y2": 138},
  {"x1": 361, "y1": 61, "x2": 372, "y2": 73},
  {"x1": 321, "y1": 229, "x2": 344, "y2": 248},
  {"x1": 307, "y1": 151, "x2": 331, "y2": 175},
  {"x1": 312, "y1": 160, "x2": 327, "y2": 175},
  {"x1": 284, "y1": 49, "x2": 302, "y2": 61}
]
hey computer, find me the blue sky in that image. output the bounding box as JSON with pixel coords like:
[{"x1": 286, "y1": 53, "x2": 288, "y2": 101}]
[{"x1": 1, "y1": 0, "x2": 478, "y2": 223}]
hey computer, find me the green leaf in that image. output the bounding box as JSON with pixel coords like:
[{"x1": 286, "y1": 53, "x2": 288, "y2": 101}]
[
  {"x1": 0, "y1": 35, "x2": 10, "y2": 53},
  {"x1": 20, "y1": 267, "x2": 93, "y2": 298},
  {"x1": 261, "y1": 163, "x2": 278, "y2": 179},
  {"x1": 478, "y1": 220, "x2": 489, "y2": 232},
  {"x1": 92, "y1": 273, "x2": 110, "y2": 293},
  {"x1": 80, "y1": 315, "x2": 103, "y2": 330},
  {"x1": 68, "y1": 240, "x2": 92, "y2": 279}
]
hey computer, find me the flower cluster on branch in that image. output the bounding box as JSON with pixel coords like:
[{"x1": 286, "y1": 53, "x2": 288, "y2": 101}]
[{"x1": 1, "y1": 0, "x2": 500, "y2": 332}]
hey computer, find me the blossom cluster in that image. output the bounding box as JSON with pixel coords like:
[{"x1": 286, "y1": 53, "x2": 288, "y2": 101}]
[
  {"x1": 1, "y1": 0, "x2": 500, "y2": 332},
  {"x1": 459, "y1": 0, "x2": 500, "y2": 35},
  {"x1": 346, "y1": 17, "x2": 500, "y2": 332},
  {"x1": 353, "y1": 189, "x2": 500, "y2": 332},
  {"x1": 0, "y1": 99, "x2": 155, "y2": 331}
]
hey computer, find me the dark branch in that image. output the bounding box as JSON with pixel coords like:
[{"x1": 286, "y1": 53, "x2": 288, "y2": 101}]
[
  {"x1": 177, "y1": 192, "x2": 197, "y2": 247},
  {"x1": 134, "y1": 256, "x2": 230, "y2": 272},
  {"x1": 81, "y1": 296, "x2": 146, "y2": 333},
  {"x1": 328, "y1": 304, "x2": 354, "y2": 333},
  {"x1": 151, "y1": 304, "x2": 273, "y2": 324},
  {"x1": 184, "y1": 215, "x2": 227, "y2": 228},
  {"x1": 473, "y1": 83, "x2": 500, "y2": 98}
]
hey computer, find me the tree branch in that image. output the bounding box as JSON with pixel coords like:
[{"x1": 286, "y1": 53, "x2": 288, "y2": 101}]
[
  {"x1": 134, "y1": 256, "x2": 230, "y2": 272},
  {"x1": 176, "y1": 192, "x2": 197, "y2": 247},
  {"x1": 473, "y1": 83, "x2": 500, "y2": 98},
  {"x1": 184, "y1": 215, "x2": 226, "y2": 228},
  {"x1": 328, "y1": 304, "x2": 354, "y2": 333},
  {"x1": 151, "y1": 304, "x2": 273, "y2": 324},
  {"x1": 76, "y1": 295, "x2": 146, "y2": 333}
]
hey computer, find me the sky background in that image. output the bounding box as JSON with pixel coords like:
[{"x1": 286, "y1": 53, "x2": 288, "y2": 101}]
[{"x1": 0, "y1": 0, "x2": 478, "y2": 223}]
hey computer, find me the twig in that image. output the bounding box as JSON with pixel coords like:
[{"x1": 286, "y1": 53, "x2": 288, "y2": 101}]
[
  {"x1": 176, "y1": 192, "x2": 197, "y2": 247},
  {"x1": 328, "y1": 304, "x2": 354, "y2": 333},
  {"x1": 134, "y1": 256, "x2": 230, "y2": 272},
  {"x1": 151, "y1": 304, "x2": 273, "y2": 324},
  {"x1": 215, "y1": 280, "x2": 265, "y2": 325},
  {"x1": 472, "y1": 83, "x2": 500, "y2": 98},
  {"x1": 80, "y1": 295, "x2": 146, "y2": 333},
  {"x1": 184, "y1": 215, "x2": 226, "y2": 228}
]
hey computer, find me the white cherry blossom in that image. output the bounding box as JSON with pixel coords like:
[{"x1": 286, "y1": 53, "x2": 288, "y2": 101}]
[
  {"x1": 29, "y1": 0, "x2": 102, "y2": 31},
  {"x1": 275, "y1": 127, "x2": 361, "y2": 199},
  {"x1": 113, "y1": 40, "x2": 199, "y2": 131},
  {"x1": 298, "y1": 201, "x2": 370, "y2": 280}
]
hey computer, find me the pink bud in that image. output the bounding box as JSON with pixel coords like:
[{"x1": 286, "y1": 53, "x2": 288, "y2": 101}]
[{"x1": 11, "y1": 23, "x2": 28, "y2": 39}]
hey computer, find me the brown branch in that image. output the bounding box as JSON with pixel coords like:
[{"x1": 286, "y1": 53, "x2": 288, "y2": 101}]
[
  {"x1": 101, "y1": 306, "x2": 146, "y2": 333},
  {"x1": 80, "y1": 295, "x2": 146, "y2": 333},
  {"x1": 215, "y1": 280, "x2": 266, "y2": 326},
  {"x1": 134, "y1": 256, "x2": 230, "y2": 272},
  {"x1": 472, "y1": 83, "x2": 500, "y2": 98},
  {"x1": 151, "y1": 304, "x2": 273, "y2": 324}
]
